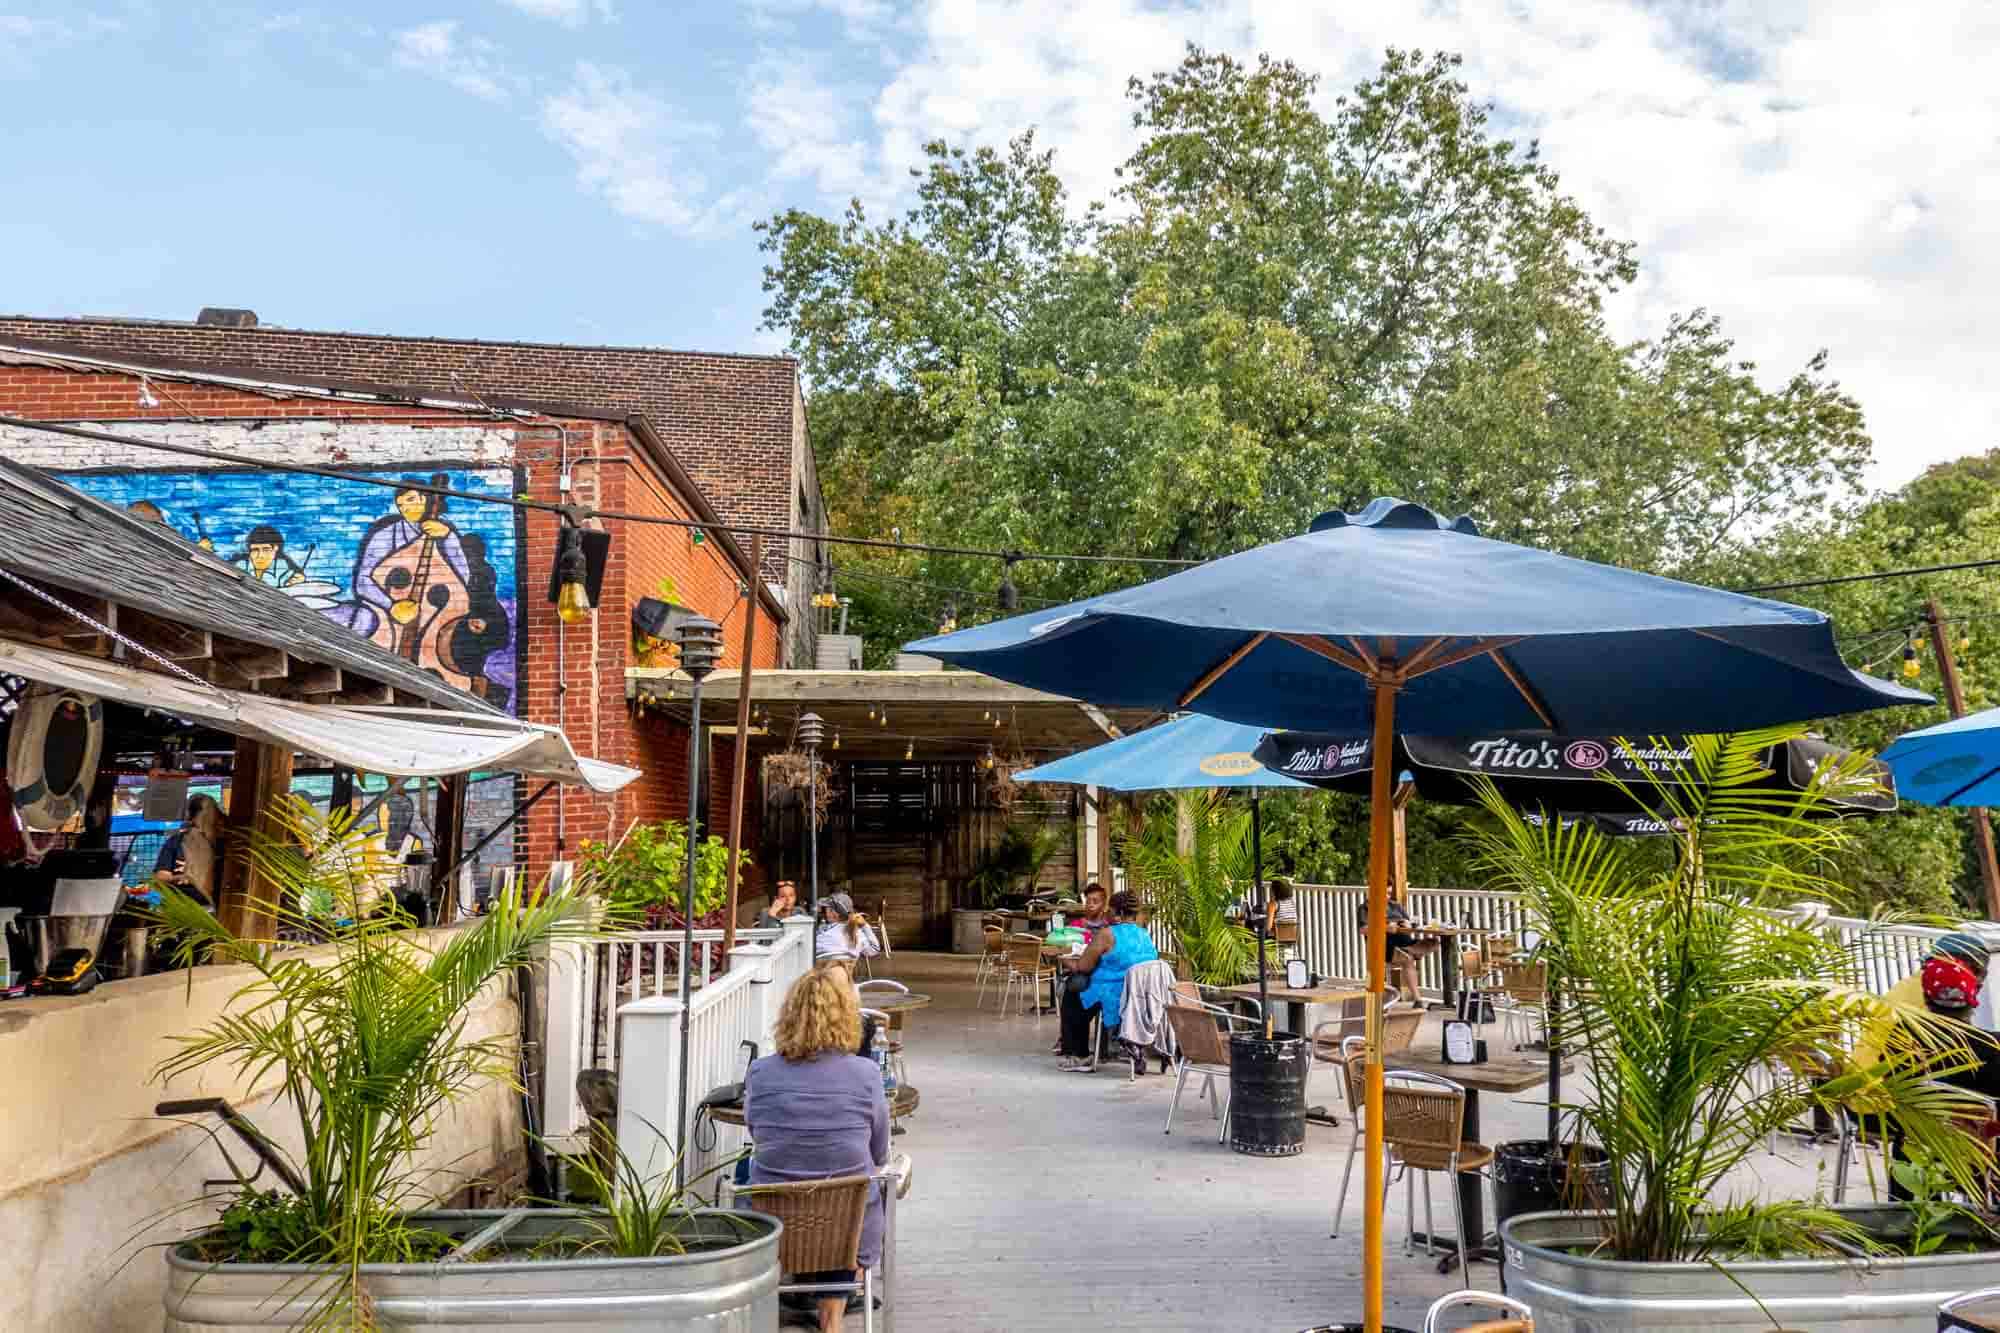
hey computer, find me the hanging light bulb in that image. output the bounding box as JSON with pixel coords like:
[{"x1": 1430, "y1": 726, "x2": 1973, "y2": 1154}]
[
  {"x1": 866, "y1": 707, "x2": 876, "y2": 722},
  {"x1": 905, "y1": 741, "x2": 914, "y2": 761},
  {"x1": 832, "y1": 732, "x2": 841, "y2": 751},
  {"x1": 554, "y1": 525, "x2": 592, "y2": 624},
  {"x1": 880, "y1": 707, "x2": 889, "y2": 728},
  {"x1": 993, "y1": 714, "x2": 1002, "y2": 728},
  {"x1": 1903, "y1": 638, "x2": 1922, "y2": 679},
  {"x1": 1959, "y1": 635, "x2": 1973, "y2": 655}
]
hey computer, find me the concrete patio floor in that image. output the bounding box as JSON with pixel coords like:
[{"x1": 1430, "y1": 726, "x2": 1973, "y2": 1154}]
[{"x1": 867, "y1": 950, "x2": 1871, "y2": 1332}]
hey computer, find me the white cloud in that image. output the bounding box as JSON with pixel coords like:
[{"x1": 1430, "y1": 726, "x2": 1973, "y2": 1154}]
[
  {"x1": 392, "y1": 20, "x2": 512, "y2": 102},
  {"x1": 499, "y1": 0, "x2": 615, "y2": 26},
  {"x1": 540, "y1": 63, "x2": 737, "y2": 234},
  {"x1": 779, "y1": 0, "x2": 2000, "y2": 487},
  {"x1": 0, "y1": 10, "x2": 123, "y2": 71}
]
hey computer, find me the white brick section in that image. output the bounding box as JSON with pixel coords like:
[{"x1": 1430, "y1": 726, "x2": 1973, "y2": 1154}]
[{"x1": 0, "y1": 419, "x2": 520, "y2": 469}]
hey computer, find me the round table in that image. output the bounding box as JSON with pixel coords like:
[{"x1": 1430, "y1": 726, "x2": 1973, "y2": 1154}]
[{"x1": 861, "y1": 991, "x2": 931, "y2": 1016}]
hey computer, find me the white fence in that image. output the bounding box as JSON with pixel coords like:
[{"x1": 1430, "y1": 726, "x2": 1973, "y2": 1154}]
[{"x1": 613, "y1": 921, "x2": 815, "y2": 1189}]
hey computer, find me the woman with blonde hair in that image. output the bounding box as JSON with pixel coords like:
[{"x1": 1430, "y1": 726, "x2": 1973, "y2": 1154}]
[{"x1": 745, "y1": 963, "x2": 889, "y2": 1329}]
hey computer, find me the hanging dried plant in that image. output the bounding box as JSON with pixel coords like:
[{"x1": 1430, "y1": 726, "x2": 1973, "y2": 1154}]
[
  {"x1": 766, "y1": 750, "x2": 838, "y2": 828},
  {"x1": 987, "y1": 751, "x2": 1039, "y2": 810}
]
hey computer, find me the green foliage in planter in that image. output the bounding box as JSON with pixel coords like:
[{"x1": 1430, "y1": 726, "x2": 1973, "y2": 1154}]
[
  {"x1": 549, "y1": 1120, "x2": 755, "y2": 1260},
  {"x1": 193, "y1": 1190, "x2": 453, "y2": 1267},
  {"x1": 965, "y1": 820, "x2": 1065, "y2": 907},
  {"x1": 1123, "y1": 791, "x2": 1259, "y2": 986},
  {"x1": 149, "y1": 795, "x2": 601, "y2": 1328},
  {"x1": 577, "y1": 819, "x2": 747, "y2": 924},
  {"x1": 1468, "y1": 727, "x2": 1995, "y2": 1265}
]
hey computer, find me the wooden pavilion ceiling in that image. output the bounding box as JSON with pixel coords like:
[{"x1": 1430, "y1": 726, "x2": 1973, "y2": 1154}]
[{"x1": 627, "y1": 668, "x2": 1155, "y2": 763}]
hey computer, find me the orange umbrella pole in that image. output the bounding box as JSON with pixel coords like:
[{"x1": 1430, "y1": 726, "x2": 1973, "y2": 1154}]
[{"x1": 1363, "y1": 674, "x2": 1396, "y2": 1333}]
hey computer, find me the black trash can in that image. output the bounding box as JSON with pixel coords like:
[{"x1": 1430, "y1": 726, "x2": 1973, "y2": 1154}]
[
  {"x1": 1228, "y1": 1033, "x2": 1309, "y2": 1157},
  {"x1": 1492, "y1": 1139, "x2": 1612, "y2": 1226}
]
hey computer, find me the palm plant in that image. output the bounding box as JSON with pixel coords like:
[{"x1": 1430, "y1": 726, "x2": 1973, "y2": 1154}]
[
  {"x1": 1122, "y1": 790, "x2": 1259, "y2": 985},
  {"x1": 150, "y1": 794, "x2": 605, "y2": 1328},
  {"x1": 1466, "y1": 726, "x2": 1993, "y2": 1263},
  {"x1": 966, "y1": 819, "x2": 1066, "y2": 907}
]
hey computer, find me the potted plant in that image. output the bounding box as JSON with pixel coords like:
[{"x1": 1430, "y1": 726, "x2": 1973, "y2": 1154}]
[
  {"x1": 1469, "y1": 728, "x2": 2000, "y2": 1330},
  {"x1": 576, "y1": 819, "x2": 748, "y2": 930},
  {"x1": 954, "y1": 819, "x2": 1067, "y2": 951},
  {"x1": 150, "y1": 797, "x2": 779, "y2": 1331},
  {"x1": 1122, "y1": 791, "x2": 1258, "y2": 986}
]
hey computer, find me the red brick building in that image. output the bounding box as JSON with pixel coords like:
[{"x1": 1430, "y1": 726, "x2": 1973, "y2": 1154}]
[
  {"x1": 0, "y1": 310, "x2": 825, "y2": 666},
  {"x1": 0, "y1": 335, "x2": 788, "y2": 893}
]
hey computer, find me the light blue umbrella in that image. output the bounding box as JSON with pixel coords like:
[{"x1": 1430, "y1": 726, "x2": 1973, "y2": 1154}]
[
  {"x1": 1013, "y1": 713, "x2": 1311, "y2": 791},
  {"x1": 1015, "y1": 714, "x2": 1309, "y2": 1025},
  {"x1": 1880, "y1": 707, "x2": 2000, "y2": 805}
]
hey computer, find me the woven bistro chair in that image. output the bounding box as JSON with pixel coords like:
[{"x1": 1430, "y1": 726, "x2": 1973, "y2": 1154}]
[
  {"x1": 1424, "y1": 1292, "x2": 1533, "y2": 1333},
  {"x1": 732, "y1": 1173, "x2": 874, "y2": 1331},
  {"x1": 1330, "y1": 1038, "x2": 1492, "y2": 1291},
  {"x1": 1310, "y1": 1004, "x2": 1423, "y2": 1118},
  {"x1": 975, "y1": 923, "x2": 1009, "y2": 1006},
  {"x1": 1001, "y1": 933, "x2": 1057, "y2": 1022},
  {"x1": 1494, "y1": 961, "x2": 1548, "y2": 1051},
  {"x1": 1162, "y1": 1000, "x2": 1257, "y2": 1141}
]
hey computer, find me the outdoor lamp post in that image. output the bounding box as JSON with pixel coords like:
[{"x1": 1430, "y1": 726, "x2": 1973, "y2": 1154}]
[
  {"x1": 798, "y1": 711, "x2": 825, "y2": 960},
  {"x1": 672, "y1": 613, "x2": 724, "y2": 1190}
]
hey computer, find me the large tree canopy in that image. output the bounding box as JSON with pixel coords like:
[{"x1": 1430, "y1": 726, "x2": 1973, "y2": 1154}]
[{"x1": 760, "y1": 47, "x2": 1918, "y2": 903}]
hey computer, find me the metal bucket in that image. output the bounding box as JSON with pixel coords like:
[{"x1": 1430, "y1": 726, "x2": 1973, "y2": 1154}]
[
  {"x1": 163, "y1": 1208, "x2": 781, "y2": 1331},
  {"x1": 1503, "y1": 1208, "x2": 2000, "y2": 1333},
  {"x1": 1228, "y1": 1033, "x2": 1309, "y2": 1157}
]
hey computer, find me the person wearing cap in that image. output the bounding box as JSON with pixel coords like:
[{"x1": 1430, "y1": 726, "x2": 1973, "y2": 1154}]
[{"x1": 814, "y1": 892, "x2": 880, "y2": 964}]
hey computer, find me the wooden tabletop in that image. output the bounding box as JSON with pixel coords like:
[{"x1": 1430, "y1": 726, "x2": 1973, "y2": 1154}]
[
  {"x1": 1218, "y1": 980, "x2": 1368, "y2": 1007},
  {"x1": 859, "y1": 990, "x2": 931, "y2": 1015},
  {"x1": 1386, "y1": 1048, "x2": 1571, "y2": 1094},
  {"x1": 1407, "y1": 925, "x2": 1494, "y2": 937}
]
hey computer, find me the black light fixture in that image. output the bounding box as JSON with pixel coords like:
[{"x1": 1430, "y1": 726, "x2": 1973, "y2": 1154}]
[
  {"x1": 554, "y1": 526, "x2": 591, "y2": 624},
  {"x1": 997, "y1": 554, "x2": 1021, "y2": 611},
  {"x1": 670, "y1": 612, "x2": 724, "y2": 1190}
]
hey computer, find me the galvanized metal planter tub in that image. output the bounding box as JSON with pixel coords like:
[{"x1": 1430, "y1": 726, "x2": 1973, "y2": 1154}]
[
  {"x1": 1502, "y1": 1208, "x2": 2000, "y2": 1333},
  {"x1": 163, "y1": 1208, "x2": 781, "y2": 1331}
]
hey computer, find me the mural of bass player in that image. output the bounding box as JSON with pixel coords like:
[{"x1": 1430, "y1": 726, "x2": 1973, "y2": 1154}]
[{"x1": 328, "y1": 474, "x2": 511, "y2": 706}]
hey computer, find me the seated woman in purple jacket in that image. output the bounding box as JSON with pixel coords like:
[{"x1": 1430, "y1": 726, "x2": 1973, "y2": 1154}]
[{"x1": 745, "y1": 963, "x2": 889, "y2": 1330}]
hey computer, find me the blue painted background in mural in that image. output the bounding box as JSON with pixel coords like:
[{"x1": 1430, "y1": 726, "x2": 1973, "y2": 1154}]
[{"x1": 65, "y1": 466, "x2": 522, "y2": 710}]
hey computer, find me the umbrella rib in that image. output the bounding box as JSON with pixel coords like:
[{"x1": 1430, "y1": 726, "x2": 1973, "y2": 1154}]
[
  {"x1": 1944, "y1": 764, "x2": 2000, "y2": 806},
  {"x1": 1176, "y1": 631, "x2": 1269, "y2": 708},
  {"x1": 1399, "y1": 636, "x2": 1451, "y2": 676},
  {"x1": 1490, "y1": 648, "x2": 1559, "y2": 730},
  {"x1": 1400, "y1": 636, "x2": 1525, "y2": 680},
  {"x1": 1277, "y1": 633, "x2": 1372, "y2": 677}
]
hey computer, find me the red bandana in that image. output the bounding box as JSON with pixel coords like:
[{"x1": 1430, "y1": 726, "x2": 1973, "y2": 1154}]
[{"x1": 1923, "y1": 955, "x2": 1981, "y2": 1012}]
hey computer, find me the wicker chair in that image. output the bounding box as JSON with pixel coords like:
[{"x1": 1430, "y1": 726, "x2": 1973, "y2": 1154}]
[
  {"x1": 1001, "y1": 934, "x2": 1056, "y2": 1022},
  {"x1": 1162, "y1": 1000, "x2": 1257, "y2": 1140},
  {"x1": 1310, "y1": 1003, "x2": 1423, "y2": 1119},
  {"x1": 1423, "y1": 1291, "x2": 1533, "y2": 1333},
  {"x1": 732, "y1": 1173, "x2": 874, "y2": 1330},
  {"x1": 1330, "y1": 1038, "x2": 1492, "y2": 1290},
  {"x1": 974, "y1": 923, "x2": 1009, "y2": 1007},
  {"x1": 1494, "y1": 961, "x2": 1548, "y2": 1050}
]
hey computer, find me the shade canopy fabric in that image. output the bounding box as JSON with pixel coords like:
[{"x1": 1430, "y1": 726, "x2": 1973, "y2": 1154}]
[
  {"x1": 1254, "y1": 730, "x2": 1895, "y2": 819},
  {"x1": 1012, "y1": 714, "x2": 1312, "y2": 792},
  {"x1": 906, "y1": 498, "x2": 1927, "y2": 734},
  {"x1": 1879, "y1": 707, "x2": 2000, "y2": 807},
  {"x1": 0, "y1": 639, "x2": 638, "y2": 792}
]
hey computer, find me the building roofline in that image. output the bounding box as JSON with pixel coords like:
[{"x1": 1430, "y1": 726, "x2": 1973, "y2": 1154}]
[
  {"x1": 623, "y1": 413, "x2": 790, "y2": 626},
  {"x1": 0, "y1": 313, "x2": 801, "y2": 368}
]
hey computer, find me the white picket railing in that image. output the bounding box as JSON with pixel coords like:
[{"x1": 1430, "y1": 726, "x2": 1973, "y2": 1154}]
[
  {"x1": 588, "y1": 928, "x2": 784, "y2": 1070},
  {"x1": 614, "y1": 921, "x2": 815, "y2": 1190}
]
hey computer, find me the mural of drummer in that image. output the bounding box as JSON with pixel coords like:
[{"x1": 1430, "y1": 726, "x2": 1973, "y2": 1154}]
[{"x1": 233, "y1": 524, "x2": 307, "y2": 587}]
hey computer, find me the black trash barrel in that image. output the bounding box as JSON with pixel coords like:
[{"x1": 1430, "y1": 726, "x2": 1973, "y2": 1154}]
[
  {"x1": 1492, "y1": 1139, "x2": 1611, "y2": 1226},
  {"x1": 1228, "y1": 1033, "x2": 1308, "y2": 1157},
  {"x1": 1942, "y1": 1288, "x2": 2000, "y2": 1332}
]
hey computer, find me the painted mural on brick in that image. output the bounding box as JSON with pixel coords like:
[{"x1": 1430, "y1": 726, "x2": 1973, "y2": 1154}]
[{"x1": 65, "y1": 467, "x2": 522, "y2": 710}]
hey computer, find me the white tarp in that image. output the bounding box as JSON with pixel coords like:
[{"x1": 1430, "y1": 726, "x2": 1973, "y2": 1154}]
[{"x1": 0, "y1": 639, "x2": 639, "y2": 793}]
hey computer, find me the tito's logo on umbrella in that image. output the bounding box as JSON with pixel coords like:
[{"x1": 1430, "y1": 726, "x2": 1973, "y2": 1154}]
[{"x1": 1198, "y1": 752, "x2": 1262, "y2": 777}]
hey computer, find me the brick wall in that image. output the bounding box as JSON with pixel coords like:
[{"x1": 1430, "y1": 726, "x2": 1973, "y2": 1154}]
[
  {"x1": 0, "y1": 361, "x2": 782, "y2": 889},
  {"x1": 0, "y1": 317, "x2": 817, "y2": 600}
]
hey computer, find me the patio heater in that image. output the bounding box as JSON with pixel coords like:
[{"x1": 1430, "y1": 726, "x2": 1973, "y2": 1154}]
[
  {"x1": 672, "y1": 613, "x2": 724, "y2": 1189},
  {"x1": 798, "y1": 712, "x2": 826, "y2": 960}
]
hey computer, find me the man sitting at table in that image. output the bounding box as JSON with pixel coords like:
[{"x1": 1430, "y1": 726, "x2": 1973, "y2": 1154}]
[{"x1": 1056, "y1": 891, "x2": 1159, "y2": 1072}]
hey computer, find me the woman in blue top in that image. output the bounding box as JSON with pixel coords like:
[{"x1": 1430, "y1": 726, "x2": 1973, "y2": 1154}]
[{"x1": 1056, "y1": 890, "x2": 1159, "y2": 1071}]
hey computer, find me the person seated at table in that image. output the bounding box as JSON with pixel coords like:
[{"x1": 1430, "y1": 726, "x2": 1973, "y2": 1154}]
[
  {"x1": 1357, "y1": 897, "x2": 1434, "y2": 1005},
  {"x1": 815, "y1": 892, "x2": 881, "y2": 964},
  {"x1": 756, "y1": 879, "x2": 808, "y2": 929},
  {"x1": 1068, "y1": 881, "x2": 1113, "y2": 937},
  {"x1": 1266, "y1": 878, "x2": 1297, "y2": 932},
  {"x1": 745, "y1": 966, "x2": 890, "y2": 1330},
  {"x1": 1057, "y1": 890, "x2": 1159, "y2": 1072}
]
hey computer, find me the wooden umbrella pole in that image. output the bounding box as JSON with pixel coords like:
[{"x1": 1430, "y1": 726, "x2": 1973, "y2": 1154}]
[
  {"x1": 721, "y1": 535, "x2": 762, "y2": 957},
  {"x1": 1363, "y1": 674, "x2": 1396, "y2": 1333}
]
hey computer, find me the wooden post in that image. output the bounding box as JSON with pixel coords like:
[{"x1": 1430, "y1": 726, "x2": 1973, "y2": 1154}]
[
  {"x1": 1094, "y1": 786, "x2": 1113, "y2": 887},
  {"x1": 432, "y1": 774, "x2": 467, "y2": 923},
  {"x1": 1926, "y1": 599, "x2": 2000, "y2": 919},
  {"x1": 219, "y1": 738, "x2": 293, "y2": 941},
  {"x1": 722, "y1": 535, "x2": 762, "y2": 956}
]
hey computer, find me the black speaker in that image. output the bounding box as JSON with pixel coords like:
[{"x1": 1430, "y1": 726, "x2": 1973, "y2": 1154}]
[{"x1": 546, "y1": 527, "x2": 612, "y2": 607}]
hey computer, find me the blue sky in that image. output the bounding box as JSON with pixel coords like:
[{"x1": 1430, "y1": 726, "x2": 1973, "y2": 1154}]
[{"x1": 4, "y1": 1, "x2": 1996, "y2": 485}]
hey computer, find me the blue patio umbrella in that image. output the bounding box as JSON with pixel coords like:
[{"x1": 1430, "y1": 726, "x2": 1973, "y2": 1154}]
[
  {"x1": 1879, "y1": 707, "x2": 2000, "y2": 806},
  {"x1": 1015, "y1": 715, "x2": 1310, "y2": 1022},
  {"x1": 909, "y1": 498, "x2": 1925, "y2": 1331}
]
